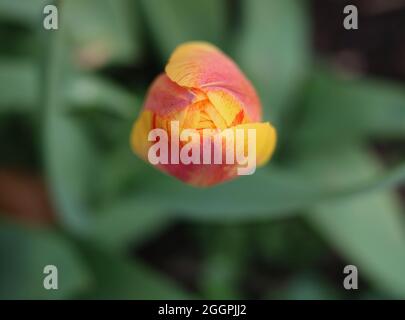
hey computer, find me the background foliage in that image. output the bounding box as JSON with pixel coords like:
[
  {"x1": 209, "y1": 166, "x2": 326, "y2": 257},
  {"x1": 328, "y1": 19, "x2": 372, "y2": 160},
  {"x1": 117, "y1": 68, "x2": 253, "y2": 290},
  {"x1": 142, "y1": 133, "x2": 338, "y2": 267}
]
[{"x1": 0, "y1": 0, "x2": 405, "y2": 299}]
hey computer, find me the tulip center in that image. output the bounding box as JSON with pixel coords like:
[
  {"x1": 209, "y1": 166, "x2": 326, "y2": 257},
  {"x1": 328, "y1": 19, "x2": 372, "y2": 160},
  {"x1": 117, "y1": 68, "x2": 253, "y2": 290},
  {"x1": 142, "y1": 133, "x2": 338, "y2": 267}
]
[{"x1": 153, "y1": 96, "x2": 248, "y2": 134}]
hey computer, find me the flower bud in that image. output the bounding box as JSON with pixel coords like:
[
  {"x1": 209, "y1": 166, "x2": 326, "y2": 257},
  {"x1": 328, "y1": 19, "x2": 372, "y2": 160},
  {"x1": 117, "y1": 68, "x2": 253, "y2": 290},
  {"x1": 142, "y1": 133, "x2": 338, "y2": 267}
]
[{"x1": 131, "y1": 42, "x2": 276, "y2": 187}]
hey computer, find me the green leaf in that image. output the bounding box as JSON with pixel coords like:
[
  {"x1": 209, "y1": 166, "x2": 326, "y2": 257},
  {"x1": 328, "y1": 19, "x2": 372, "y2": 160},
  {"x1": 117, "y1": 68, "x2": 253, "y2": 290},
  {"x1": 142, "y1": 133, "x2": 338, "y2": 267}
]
[
  {"x1": 235, "y1": 0, "x2": 311, "y2": 125},
  {"x1": 0, "y1": 223, "x2": 90, "y2": 299},
  {"x1": 90, "y1": 201, "x2": 171, "y2": 251},
  {"x1": 115, "y1": 153, "x2": 405, "y2": 223},
  {"x1": 66, "y1": 74, "x2": 138, "y2": 119},
  {"x1": 0, "y1": 59, "x2": 39, "y2": 112},
  {"x1": 292, "y1": 68, "x2": 405, "y2": 152},
  {"x1": 0, "y1": 61, "x2": 139, "y2": 116},
  {"x1": 42, "y1": 4, "x2": 140, "y2": 234},
  {"x1": 45, "y1": 112, "x2": 98, "y2": 233},
  {"x1": 42, "y1": 4, "x2": 95, "y2": 233},
  {"x1": 0, "y1": 0, "x2": 50, "y2": 26},
  {"x1": 140, "y1": 0, "x2": 227, "y2": 59},
  {"x1": 64, "y1": 0, "x2": 142, "y2": 67},
  {"x1": 129, "y1": 163, "x2": 325, "y2": 222},
  {"x1": 306, "y1": 146, "x2": 405, "y2": 298},
  {"x1": 79, "y1": 245, "x2": 192, "y2": 299}
]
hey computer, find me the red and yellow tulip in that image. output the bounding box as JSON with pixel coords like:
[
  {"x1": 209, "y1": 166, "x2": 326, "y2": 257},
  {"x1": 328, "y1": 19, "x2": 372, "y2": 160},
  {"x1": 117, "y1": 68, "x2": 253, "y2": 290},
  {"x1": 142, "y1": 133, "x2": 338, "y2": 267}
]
[{"x1": 131, "y1": 42, "x2": 276, "y2": 187}]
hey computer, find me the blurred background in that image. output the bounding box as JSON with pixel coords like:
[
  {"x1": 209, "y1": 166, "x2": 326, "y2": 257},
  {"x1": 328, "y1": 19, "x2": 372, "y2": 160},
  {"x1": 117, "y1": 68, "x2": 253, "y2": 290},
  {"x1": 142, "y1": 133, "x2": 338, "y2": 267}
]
[{"x1": 0, "y1": 0, "x2": 405, "y2": 299}]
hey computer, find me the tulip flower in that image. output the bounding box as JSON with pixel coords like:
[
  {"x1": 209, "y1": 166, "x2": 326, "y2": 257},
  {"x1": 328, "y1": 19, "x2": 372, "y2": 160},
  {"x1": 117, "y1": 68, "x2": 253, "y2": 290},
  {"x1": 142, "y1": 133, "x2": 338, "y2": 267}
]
[{"x1": 131, "y1": 42, "x2": 276, "y2": 187}]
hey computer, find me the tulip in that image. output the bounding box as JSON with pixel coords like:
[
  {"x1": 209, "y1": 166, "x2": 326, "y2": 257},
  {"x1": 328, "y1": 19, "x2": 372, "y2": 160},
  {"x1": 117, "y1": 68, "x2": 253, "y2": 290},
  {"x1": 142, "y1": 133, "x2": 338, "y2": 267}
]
[{"x1": 131, "y1": 42, "x2": 276, "y2": 187}]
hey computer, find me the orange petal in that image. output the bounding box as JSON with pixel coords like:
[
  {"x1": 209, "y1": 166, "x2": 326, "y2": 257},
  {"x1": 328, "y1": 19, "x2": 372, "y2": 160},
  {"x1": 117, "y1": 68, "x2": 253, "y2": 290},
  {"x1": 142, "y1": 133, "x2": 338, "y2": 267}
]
[{"x1": 165, "y1": 42, "x2": 262, "y2": 122}]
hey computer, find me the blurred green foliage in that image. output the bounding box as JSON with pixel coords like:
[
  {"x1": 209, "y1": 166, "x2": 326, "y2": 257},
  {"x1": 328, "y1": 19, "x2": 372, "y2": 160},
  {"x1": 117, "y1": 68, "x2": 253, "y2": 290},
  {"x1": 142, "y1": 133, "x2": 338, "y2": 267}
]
[{"x1": 0, "y1": 0, "x2": 404, "y2": 299}]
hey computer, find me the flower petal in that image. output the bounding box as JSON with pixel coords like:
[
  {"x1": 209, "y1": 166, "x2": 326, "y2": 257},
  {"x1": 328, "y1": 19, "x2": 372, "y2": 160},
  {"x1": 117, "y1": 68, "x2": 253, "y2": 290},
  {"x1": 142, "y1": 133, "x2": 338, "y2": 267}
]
[
  {"x1": 158, "y1": 132, "x2": 238, "y2": 187},
  {"x1": 144, "y1": 73, "x2": 195, "y2": 117},
  {"x1": 165, "y1": 42, "x2": 262, "y2": 122},
  {"x1": 131, "y1": 42, "x2": 276, "y2": 187},
  {"x1": 231, "y1": 122, "x2": 277, "y2": 167},
  {"x1": 130, "y1": 110, "x2": 153, "y2": 161},
  {"x1": 157, "y1": 122, "x2": 276, "y2": 187}
]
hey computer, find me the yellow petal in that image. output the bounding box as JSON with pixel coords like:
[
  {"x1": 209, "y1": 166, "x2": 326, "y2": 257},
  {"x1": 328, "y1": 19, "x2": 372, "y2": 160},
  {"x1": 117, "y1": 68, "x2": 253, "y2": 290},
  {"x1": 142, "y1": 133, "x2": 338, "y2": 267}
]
[
  {"x1": 165, "y1": 42, "x2": 218, "y2": 88},
  {"x1": 231, "y1": 122, "x2": 277, "y2": 167},
  {"x1": 207, "y1": 89, "x2": 246, "y2": 126},
  {"x1": 204, "y1": 102, "x2": 228, "y2": 130},
  {"x1": 130, "y1": 110, "x2": 153, "y2": 161}
]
